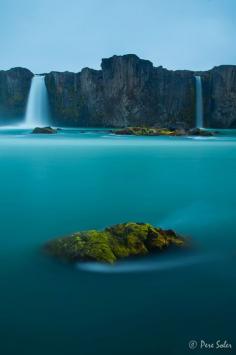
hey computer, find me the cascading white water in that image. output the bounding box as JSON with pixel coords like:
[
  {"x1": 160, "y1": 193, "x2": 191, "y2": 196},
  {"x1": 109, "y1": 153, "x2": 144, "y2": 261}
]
[
  {"x1": 24, "y1": 75, "x2": 50, "y2": 127},
  {"x1": 195, "y1": 75, "x2": 203, "y2": 128}
]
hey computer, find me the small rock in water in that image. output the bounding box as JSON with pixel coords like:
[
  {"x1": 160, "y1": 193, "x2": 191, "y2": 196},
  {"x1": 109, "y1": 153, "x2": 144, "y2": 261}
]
[
  {"x1": 32, "y1": 126, "x2": 57, "y2": 134},
  {"x1": 188, "y1": 128, "x2": 215, "y2": 136},
  {"x1": 112, "y1": 127, "x2": 216, "y2": 137},
  {"x1": 44, "y1": 222, "x2": 188, "y2": 264}
]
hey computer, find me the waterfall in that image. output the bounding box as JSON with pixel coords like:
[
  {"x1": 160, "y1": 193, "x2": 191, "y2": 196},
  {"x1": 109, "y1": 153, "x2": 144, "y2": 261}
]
[
  {"x1": 195, "y1": 76, "x2": 203, "y2": 128},
  {"x1": 24, "y1": 75, "x2": 50, "y2": 127}
]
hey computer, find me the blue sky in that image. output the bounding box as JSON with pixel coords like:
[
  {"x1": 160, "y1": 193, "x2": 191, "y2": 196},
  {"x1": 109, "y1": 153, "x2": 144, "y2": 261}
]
[{"x1": 0, "y1": 0, "x2": 235, "y2": 73}]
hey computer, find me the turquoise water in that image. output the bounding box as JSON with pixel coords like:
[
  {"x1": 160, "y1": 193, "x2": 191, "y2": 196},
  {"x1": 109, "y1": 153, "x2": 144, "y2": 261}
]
[{"x1": 0, "y1": 129, "x2": 235, "y2": 355}]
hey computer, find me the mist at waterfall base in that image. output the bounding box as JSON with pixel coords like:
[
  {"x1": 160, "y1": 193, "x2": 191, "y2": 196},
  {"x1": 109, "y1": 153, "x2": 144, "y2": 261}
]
[
  {"x1": 0, "y1": 130, "x2": 236, "y2": 355},
  {"x1": 23, "y1": 75, "x2": 50, "y2": 128}
]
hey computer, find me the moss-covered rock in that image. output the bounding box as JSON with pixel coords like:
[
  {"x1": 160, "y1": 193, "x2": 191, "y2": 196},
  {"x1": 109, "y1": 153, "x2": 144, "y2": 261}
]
[
  {"x1": 112, "y1": 127, "x2": 176, "y2": 136},
  {"x1": 44, "y1": 222, "x2": 187, "y2": 264},
  {"x1": 112, "y1": 127, "x2": 216, "y2": 137}
]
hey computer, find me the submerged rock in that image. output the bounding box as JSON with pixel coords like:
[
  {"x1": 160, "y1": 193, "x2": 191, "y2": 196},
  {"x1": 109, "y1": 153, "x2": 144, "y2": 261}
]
[
  {"x1": 44, "y1": 222, "x2": 187, "y2": 264},
  {"x1": 32, "y1": 126, "x2": 57, "y2": 134}
]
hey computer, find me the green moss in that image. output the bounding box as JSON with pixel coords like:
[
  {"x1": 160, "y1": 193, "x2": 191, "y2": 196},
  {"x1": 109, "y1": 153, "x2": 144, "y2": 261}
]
[
  {"x1": 45, "y1": 222, "x2": 187, "y2": 264},
  {"x1": 113, "y1": 127, "x2": 176, "y2": 136},
  {"x1": 113, "y1": 127, "x2": 216, "y2": 137},
  {"x1": 78, "y1": 230, "x2": 116, "y2": 263}
]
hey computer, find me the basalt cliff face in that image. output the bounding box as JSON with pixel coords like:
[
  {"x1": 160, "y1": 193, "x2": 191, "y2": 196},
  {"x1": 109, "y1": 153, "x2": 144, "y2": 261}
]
[
  {"x1": 0, "y1": 67, "x2": 33, "y2": 124},
  {"x1": 200, "y1": 65, "x2": 236, "y2": 128},
  {"x1": 45, "y1": 55, "x2": 195, "y2": 128},
  {"x1": 0, "y1": 55, "x2": 236, "y2": 128}
]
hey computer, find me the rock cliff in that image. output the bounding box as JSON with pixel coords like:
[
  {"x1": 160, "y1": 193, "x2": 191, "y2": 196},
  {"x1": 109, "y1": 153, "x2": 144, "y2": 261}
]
[
  {"x1": 45, "y1": 55, "x2": 195, "y2": 128},
  {"x1": 1, "y1": 56, "x2": 236, "y2": 128},
  {"x1": 199, "y1": 65, "x2": 236, "y2": 128},
  {"x1": 0, "y1": 67, "x2": 33, "y2": 124}
]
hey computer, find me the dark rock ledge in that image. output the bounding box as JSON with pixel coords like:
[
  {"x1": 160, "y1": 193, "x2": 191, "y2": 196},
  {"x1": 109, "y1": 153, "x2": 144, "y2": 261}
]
[{"x1": 32, "y1": 126, "x2": 58, "y2": 134}]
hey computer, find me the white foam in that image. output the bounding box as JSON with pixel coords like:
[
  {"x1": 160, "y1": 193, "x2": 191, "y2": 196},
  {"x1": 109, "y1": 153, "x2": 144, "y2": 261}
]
[{"x1": 76, "y1": 253, "x2": 213, "y2": 274}]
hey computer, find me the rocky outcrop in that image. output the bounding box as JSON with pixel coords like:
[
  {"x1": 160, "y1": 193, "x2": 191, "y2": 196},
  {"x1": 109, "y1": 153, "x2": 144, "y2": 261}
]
[
  {"x1": 45, "y1": 55, "x2": 195, "y2": 128},
  {"x1": 188, "y1": 128, "x2": 215, "y2": 136},
  {"x1": 0, "y1": 67, "x2": 33, "y2": 124},
  {"x1": 113, "y1": 127, "x2": 215, "y2": 136},
  {"x1": 44, "y1": 222, "x2": 187, "y2": 264},
  {"x1": 198, "y1": 66, "x2": 236, "y2": 128},
  {"x1": 32, "y1": 126, "x2": 58, "y2": 134}
]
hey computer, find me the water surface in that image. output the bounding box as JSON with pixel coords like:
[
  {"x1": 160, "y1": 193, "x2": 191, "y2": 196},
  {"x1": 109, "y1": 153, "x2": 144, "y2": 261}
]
[{"x1": 0, "y1": 129, "x2": 235, "y2": 355}]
